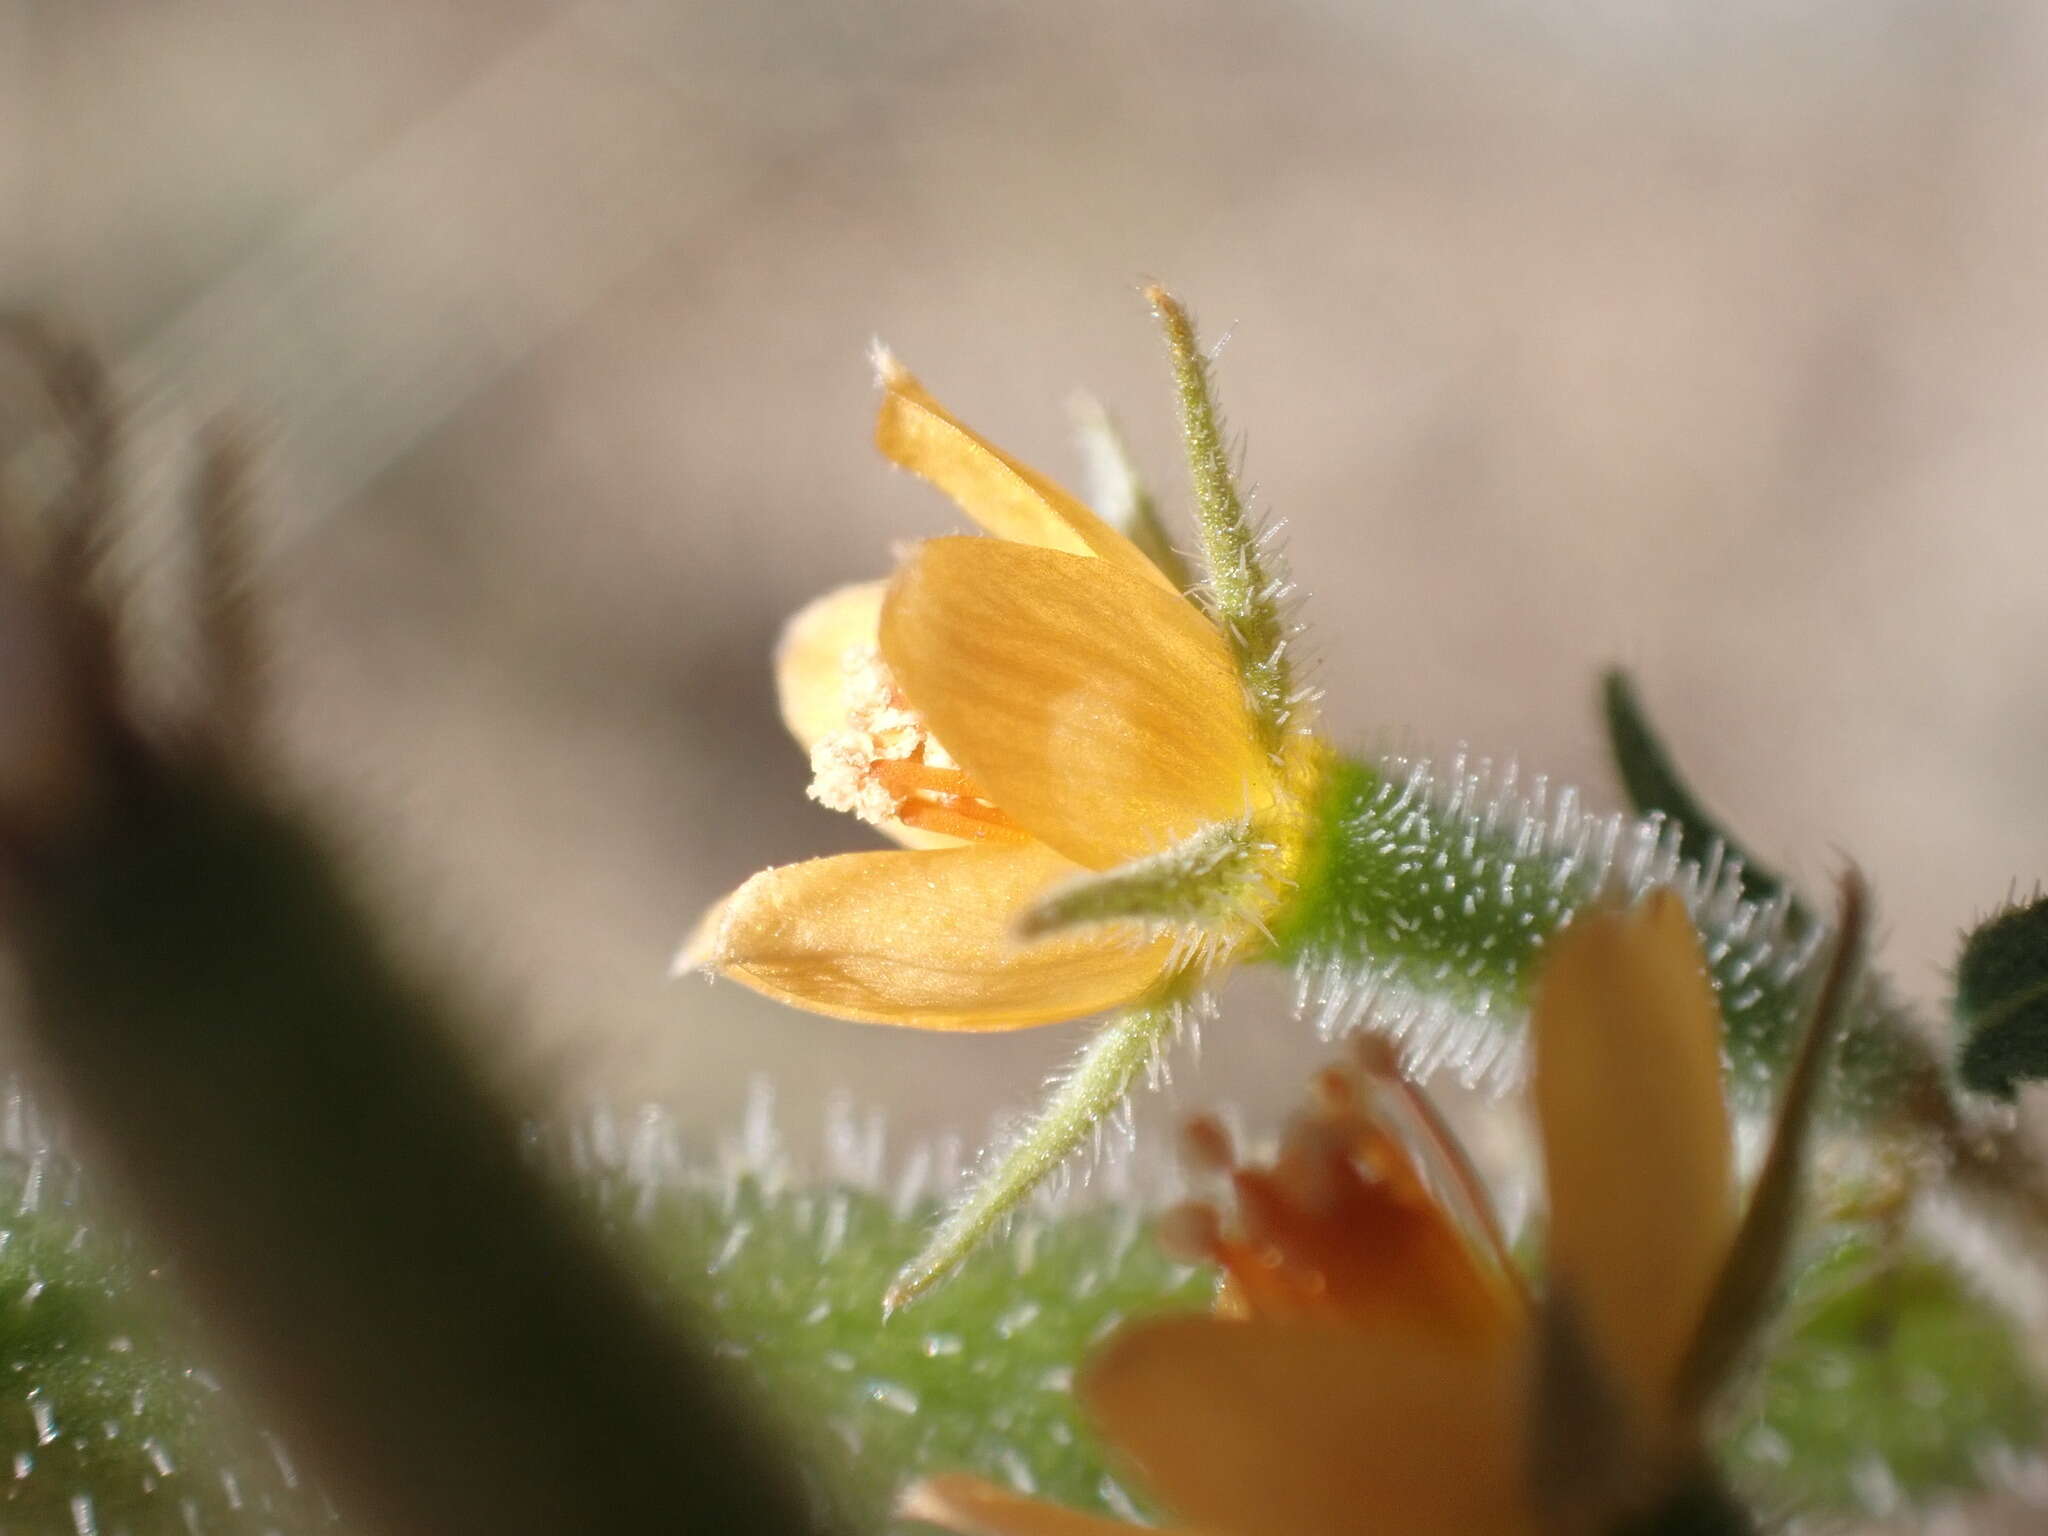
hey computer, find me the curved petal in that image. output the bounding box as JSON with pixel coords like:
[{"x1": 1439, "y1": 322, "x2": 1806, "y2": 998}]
[
  {"x1": 684, "y1": 842, "x2": 1175, "y2": 1029},
  {"x1": 1082, "y1": 1316, "x2": 1534, "y2": 1536},
  {"x1": 1530, "y1": 889, "x2": 1735, "y2": 1428},
  {"x1": 773, "y1": 579, "x2": 960, "y2": 851},
  {"x1": 875, "y1": 355, "x2": 1178, "y2": 594},
  {"x1": 899, "y1": 1475, "x2": 1148, "y2": 1536},
  {"x1": 881, "y1": 540, "x2": 1271, "y2": 871},
  {"x1": 775, "y1": 579, "x2": 887, "y2": 751}
]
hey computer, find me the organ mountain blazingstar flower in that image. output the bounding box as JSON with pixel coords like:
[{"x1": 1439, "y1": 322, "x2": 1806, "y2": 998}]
[
  {"x1": 678, "y1": 292, "x2": 1319, "y2": 1303},
  {"x1": 901, "y1": 884, "x2": 1861, "y2": 1536},
  {"x1": 674, "y1": 289, "x2": 1860, "y2": 1309},
  {"x1": 677, "y1": 352, "x2": 1314, "y2": 1029}
]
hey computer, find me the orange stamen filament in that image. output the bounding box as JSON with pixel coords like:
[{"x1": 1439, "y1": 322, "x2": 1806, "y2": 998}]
[
  {"x1": 870, "y1": 759, "x2": 1029, "y2": 843},
  {"x1": 1163, "y1": 1046, "x2": 1523, "y2": 1340},
  {"x1": 1353, "y1": 1037, "x2": 1527, "y2": 1305},
  {"x1": 870, "y1": 760, "x2": 983, "y2": 799}
]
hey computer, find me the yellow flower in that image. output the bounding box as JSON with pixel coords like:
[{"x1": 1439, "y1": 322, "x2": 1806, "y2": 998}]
[
  {"x1": 678, "y1": 356, "x2": 1310, "y2": 1030},
  {"x1": 902, "y1": 887, "x2": 1843, "y2": 1536}
]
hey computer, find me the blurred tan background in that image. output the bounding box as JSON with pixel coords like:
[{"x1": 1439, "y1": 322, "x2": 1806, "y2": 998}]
[{"x1": 9, "y1": 0, "x2": 2048, "y2": 1152}]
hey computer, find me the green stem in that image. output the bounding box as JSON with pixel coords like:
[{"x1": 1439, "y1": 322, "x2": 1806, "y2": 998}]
[{"x1": 1273, "y1": 752, "x2": 1941, "y2": 1122}]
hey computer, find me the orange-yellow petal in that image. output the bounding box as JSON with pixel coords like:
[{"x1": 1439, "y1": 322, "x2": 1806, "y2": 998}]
[
  {"x1": 899, "y1": 1475, "x2": 1149, "y2": 1536},
  {"x1": 1083, "y1": 1316, "x2": 1534, "y2": 1536},
  {"x1": 881, "y1": 539, "x2": 1272, "y2": 871},
  {"x1": 1530, "y1": 889, "x2": 1735, "y2": 1427},
  {"x1": 686, "y1": 842, "x2": 1176, "y2": 1029},
  {"x1": 775, "y1": 579, "x2": 888, "y2": 751},
  {"x1": 874, "y1": 355, "x2": 1178, "y2": 594}
]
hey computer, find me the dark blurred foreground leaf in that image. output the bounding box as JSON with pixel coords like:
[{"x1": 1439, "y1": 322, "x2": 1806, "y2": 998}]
[{"x1": 9, "y1": 771, "x2": 832, "y2": 1536}]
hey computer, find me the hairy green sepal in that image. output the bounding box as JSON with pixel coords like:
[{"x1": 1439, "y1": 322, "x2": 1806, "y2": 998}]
[
  {"x1": 1149, "y1": 288, "x2": 1295, "y2": 751},
  {"x1": 1017, "y1": 821, "x2": 1260, "y2": 939},
  {"x1": 886, "y1": 1004, "x2": 1179, "y2": 1312}
]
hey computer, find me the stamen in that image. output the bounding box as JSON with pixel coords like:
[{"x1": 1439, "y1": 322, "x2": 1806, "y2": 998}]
[
  {"x1": 1155, "y1": 1202, "x2": 1224, "y2": 1264},
  {"x1": 1352, "y1": 1034, "x2": 1526, "y2": 1302},
  {"x1": 1270, "y1": 1118, "x2": 1348, "y2": 1214},
  {"x1": 870, "y1": 760, "x2": 982, "y2": 799},
  {"x1": 1159, "y1": 1047, "x2": 1522, "y2": 1339},
  {"x1": 1179, "y1": 1114, "x2": 1236, "y2": 1175},
  {"x1": 1308, "y1": 1064, "x2": 1358, "y2": 1115},
  {"x1": 892, "y1": 797, "x2": 1030, "y2": 844},
  {"x1": 806, "y1": 645, "x2": 1026, "y2": 841}
]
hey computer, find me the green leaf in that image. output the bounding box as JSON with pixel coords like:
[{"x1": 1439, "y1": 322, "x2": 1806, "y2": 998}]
[
  {"x1": 0, "y1": 1148, "x2": 340, "y2": 1533},
  {"x1": 5, "y1": 1131, "x2": 2044, "y2": 1535},
  {"x1": 607, "y1": 1173, "x2": 1212, "y2": 1533},
  {"x1": 1955, "y1": 893, "x2": 2048, "y2": 1099},
  {"x1": 0, "y1": 1116, "x2": 1201, "y2": 1536},
  {"x1": 1727, "y1": 1229, "x2": 2046, "y2": 1514},
  {"x1": 1600, "y1": 670, "x2": 1802, "y2": 920}
]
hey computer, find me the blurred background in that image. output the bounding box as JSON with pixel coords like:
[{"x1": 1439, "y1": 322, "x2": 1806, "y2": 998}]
[{"x1": 9, "y1": 0, "x2": 2048, "y2": 1154}]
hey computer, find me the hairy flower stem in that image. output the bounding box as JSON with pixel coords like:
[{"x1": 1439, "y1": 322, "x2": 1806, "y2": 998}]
[
  {"x1": 1285, "y1": 752, "x2": 2048, "y2": 1343},
  {"x1": 1277, "y1": 753, "x2": 1948, "y2": 1124},
  {"x1": 888, "y1": 1003, "x2": 1180, "y2": 1312}
]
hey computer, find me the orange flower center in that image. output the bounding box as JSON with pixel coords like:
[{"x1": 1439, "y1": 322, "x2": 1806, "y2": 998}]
[
  {"x1": 1159, "y1": 1039, "x2": 1521, "y2": 1345},
  {"x1": 808, "y1": 646, "x2": 1028, "y2": 843}
]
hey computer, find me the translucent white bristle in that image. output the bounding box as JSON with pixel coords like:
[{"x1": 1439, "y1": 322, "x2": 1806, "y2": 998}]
[{"x1": 1288, "y1": 747, "x2": 1839, "y2": 1101}]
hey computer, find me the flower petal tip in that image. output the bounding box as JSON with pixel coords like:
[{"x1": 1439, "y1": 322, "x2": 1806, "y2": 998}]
[
  {"x1": 895, "y1": 1474, "x2": 1067, "y2": 1536},
  {"x1": 896, "y1": 1474, "x2": 1006, "y2": 1531},
  {"x1": 669, "y1": 900, "x2": 729, "y2": 979},
  {"x1": 895, "y1": 1479, "x2": 950, "y2": 1524},
  {"x1": 870, "y1": 340, "x2": 913, "y2": 390}
]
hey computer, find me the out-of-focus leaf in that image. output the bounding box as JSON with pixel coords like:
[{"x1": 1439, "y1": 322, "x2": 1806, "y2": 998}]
[
  {"x1": 7, "y1": 1132, "x2": 2046, "y2": 1535},
  {"x1": 604, "y1": 1174, "x2": 1211, "y2": 1533},
  {"x1": 0, "y1": 1133, "x2": 341, "y2": 1533},
  {"x1": 0, "y1": 1112, "x2": 1194, "y2": 1536},
  {"x1": 1727, "y1": 1229, "x2": 2046, "y2": 1515},
  {"x1": 12, "y1": 772, "x2": 835, "y2": 1536}
]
